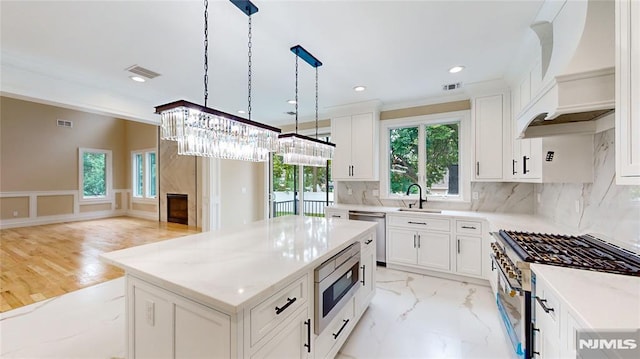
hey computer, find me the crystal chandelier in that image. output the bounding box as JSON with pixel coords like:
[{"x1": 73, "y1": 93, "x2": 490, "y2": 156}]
[
  {"x1": 279, "y1": 45, "x2": 336, "y2": 167},
  {"x1": 156, "y1": 0, "x2": 280, "y2": 161}
]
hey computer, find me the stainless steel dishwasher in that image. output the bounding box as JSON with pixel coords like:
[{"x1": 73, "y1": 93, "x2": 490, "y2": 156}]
[{"x1": 348, "y1": 211, "x2": 386, "y2": 266}]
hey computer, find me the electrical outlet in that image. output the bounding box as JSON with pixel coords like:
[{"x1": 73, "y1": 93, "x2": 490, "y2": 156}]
[
  {"x1": 347, "y1": 187, "x2": 353, "y2": 195},
  {"x1": 472, "y1": 192, "x2": 479, "y2": 200},
  {"x1": 574, "y1": 200, "x2": 581, "y2": 214},
  {"x1": 372, "y1": 189, "x2": 379, "y2": 197},
  {"x1": 145, "y1": 300, "x2": 155, "y2": 326},
  {"x1": 536, "y1": 193, "x2": 541, "y2": 204},
  {"x1": 12, "y1": 210, "x2": 18, "y2": 217}
]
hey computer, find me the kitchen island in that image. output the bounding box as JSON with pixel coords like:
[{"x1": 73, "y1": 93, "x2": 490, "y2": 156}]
[{"x1": 100, "y1": 216, "x2": 377, "y2": 358}]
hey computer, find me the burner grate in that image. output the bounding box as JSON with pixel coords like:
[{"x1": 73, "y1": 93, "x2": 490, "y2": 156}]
[{"x1": 499, "y1": 230, "x2": 640, "y2": 276}]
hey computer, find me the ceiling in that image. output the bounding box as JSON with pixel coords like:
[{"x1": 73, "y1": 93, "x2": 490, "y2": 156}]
[{"x1": 0, "y1": 0, "x2": 543, "y2": 126}]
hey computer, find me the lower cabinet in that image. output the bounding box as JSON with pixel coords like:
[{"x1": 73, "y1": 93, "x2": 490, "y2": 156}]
[
  {"x1": 129, "y1": 276, "x2": 231, "y2": 358},
  {"x1": 314, "y1": 297, "x2": 355, "y2": 359},
  {"x1": 355, "y1": 246, "x2": 375, "y2": 316},
  {"x1": 387, "y1": 228, "x2": 451, "y2": 271},
  {"x1": 455, "y1": 235, "x2": 482, "y2": 277},
  {"x1": 252, "y1": 306, "x2": 311, "y2": 359}
]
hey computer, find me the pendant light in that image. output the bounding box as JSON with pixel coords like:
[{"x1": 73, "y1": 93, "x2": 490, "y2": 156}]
[
  {"x1": 155, "y1": 0, "x2": 280, "y2": 162},
  {"x1": 278, "y1": 45, "x2": 336, "y2": 167}
]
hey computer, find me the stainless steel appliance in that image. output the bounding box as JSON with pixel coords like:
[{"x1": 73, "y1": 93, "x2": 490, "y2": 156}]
[
  {"x1": 314, "y1": 242, "x2": 361, "y2": 334},
  {"x1": 348, "y1": 211, "x2": 386, "y2": 265},
  {"x1": 490, "y1": 230, "x2": 640, "y2": 359}
]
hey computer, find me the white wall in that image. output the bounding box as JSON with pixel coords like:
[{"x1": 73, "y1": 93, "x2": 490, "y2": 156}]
[{"x1": 219, "y1": 160, "x2": 265, "y2": 229}]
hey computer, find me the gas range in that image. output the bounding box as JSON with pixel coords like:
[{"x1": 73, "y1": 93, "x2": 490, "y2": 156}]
[{"x1": 491, "y1": 230, "x2": 640, "y2": 291}]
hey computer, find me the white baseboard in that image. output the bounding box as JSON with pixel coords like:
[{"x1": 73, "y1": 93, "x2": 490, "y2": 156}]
[
  {"x1": 126, "y1": 210, "x2": 159, "y2": 221},
  {"x1": 385, "y1": 262, "x2": 490, "y2": 287},
  {"x1": 0, "y1": 209, "x2": 128, "y2": 229}
]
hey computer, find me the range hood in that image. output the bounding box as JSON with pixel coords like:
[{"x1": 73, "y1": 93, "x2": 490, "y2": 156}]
[{"x1": 516, "y1": 0, "x2": 615, "y2": 139}]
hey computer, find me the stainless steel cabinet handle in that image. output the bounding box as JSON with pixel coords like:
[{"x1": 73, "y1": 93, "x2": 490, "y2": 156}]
[
  {"x1": 332, "y1": 319, "x2": 350, "y2": 339},
  {"x1": 408, "y1": 221, "x2": 427, "y2": 225},
  {"x1": 304, "y1": 319, "x2": 311, "y2": 353},
  {"x1": 275, "y1": 297, "x2": 297, "y2": 315},
  {"x1": 535, "y1": 296, "x2": 554, "y2": 313},
  {"x1": 360, "y1": 264, "x2": 366, "y2": 286},
  {"x1": 461, "y1": 225, "x2": 476, "y2": 229}
]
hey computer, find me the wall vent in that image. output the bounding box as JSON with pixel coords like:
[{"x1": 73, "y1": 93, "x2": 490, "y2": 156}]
[
  {"x1": 125, "y1": 65, "x2": 161, "y2": 79},
  {"x1": 57, "y1": 119, "x2": 73, "y2": 128},
  {"x1": 442, "y1": 82, "x2": 462, "y2": 91}
]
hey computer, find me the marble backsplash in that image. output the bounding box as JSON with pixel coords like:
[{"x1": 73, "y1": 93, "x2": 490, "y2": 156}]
[
  {"x1": 336, "y1": 181, "x2": 535, "y2": 214},
  {"x1": 535, "y1": 129, "x2": 640, "y2": 253}
]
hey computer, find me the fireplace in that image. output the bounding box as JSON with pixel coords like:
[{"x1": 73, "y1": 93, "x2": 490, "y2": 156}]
[{"x1": 167, "y1": 193, "x2": 188, "y2": 225}]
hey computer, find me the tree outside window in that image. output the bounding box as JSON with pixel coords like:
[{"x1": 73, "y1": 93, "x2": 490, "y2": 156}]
[
  {"x1": 132, "y1": 150, "x2": 157, "y2": 199},
  {"x1": 388, "y1": 122, "x2": 460, "y2": 197},
  {"x1": 79, "y1": 148, "x2": 112, "y2": 201}
]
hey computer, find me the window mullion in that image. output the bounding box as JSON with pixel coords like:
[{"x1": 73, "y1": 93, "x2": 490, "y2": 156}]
[{"x1": 418, "y1": 125, "x2": 426, "y2": 189}]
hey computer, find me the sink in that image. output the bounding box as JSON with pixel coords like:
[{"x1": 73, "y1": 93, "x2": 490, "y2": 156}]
[{"x1": 397, "y1": 208, "x2": 442, "y2": 214}]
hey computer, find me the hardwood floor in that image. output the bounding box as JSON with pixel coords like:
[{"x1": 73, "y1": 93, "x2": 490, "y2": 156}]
[{"x1": 0, "y1": 217, "x2": 199, "y2": 312}]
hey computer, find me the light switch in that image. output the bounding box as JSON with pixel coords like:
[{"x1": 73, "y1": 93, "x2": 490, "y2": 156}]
[{"x1": 145, "y1": 300, "x2": 155, "y2": 326}]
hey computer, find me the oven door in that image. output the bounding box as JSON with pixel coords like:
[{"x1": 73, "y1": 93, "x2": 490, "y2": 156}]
[
  {"x1": 491, "y1": 254, "x2": 528, "y2": 358},
  {"x1": 315, "y1": 255, "x2": 360, "y2": 334}
]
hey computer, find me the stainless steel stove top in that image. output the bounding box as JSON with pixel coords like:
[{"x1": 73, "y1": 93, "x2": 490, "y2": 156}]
[{"x1": 497, "y1": 230, "x2": 640, "y2": 277}]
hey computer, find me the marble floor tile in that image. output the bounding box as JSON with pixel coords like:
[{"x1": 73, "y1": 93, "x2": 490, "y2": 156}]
[
  {"x1": 337, "y1": 267, "x2": 514, "y2": 359},
  {"x1": 0, "y1": 267, "x2": 513, "y2": 359}
]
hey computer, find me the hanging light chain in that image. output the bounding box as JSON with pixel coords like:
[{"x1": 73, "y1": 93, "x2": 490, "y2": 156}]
[
  {"x1": 203, "y1": 0, "x2": 209, "y2": 107},
  {"x1": 295, "y1": 55, "x2": 299, "y2": 133},
  {"x1": 315, "y1": 67, "x2": 319, "y2": 139},
  {"x1": 247, "y1": 14, "x2": 252, "y2": 120}
]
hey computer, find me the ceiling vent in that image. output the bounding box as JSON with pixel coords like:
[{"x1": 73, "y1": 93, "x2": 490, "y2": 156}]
[
  {"x1": 125, "y1": 65, "x2": 161, "y2": 79},
  {"x1": 442, "y1": 82, "x2": 462, "y2": 91},
  {"x1": 57, "y1": 119, "x2": 73, "y2": 128}
]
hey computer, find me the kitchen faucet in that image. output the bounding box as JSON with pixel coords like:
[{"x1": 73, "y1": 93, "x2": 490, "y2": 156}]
[{"x1": 406, "y1": 183, "x2": 426, "y2": 209}]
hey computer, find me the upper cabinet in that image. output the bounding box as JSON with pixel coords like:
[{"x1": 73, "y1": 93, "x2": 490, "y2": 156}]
[
  {"x1": 331, "y1": 112, "x2": 379, "y2": 181},
  {"x1": 472, "y1": 92, "x2": 512, "y2": 181},
  {"x1": 615, "y1": 0, "x2": 640, "y2": 184}
]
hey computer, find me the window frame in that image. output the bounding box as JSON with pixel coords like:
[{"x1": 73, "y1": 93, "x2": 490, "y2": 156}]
[
  {"x1": 380, "y1": 110, "x2": 471, "y2": 202},
  {"x1": 78, "y1": 147, "x2": 113, "y2": 203},
  {"x1": 131, "y1": 148, "x2": 157, "y2": 203}
]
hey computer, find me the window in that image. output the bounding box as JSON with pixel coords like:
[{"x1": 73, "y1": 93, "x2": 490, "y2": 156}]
[
  {"x1": 79, "y1": 148, "x2": 112, "y2": 201},
  {"x1": 382, "y1": 112, "x2": 469, "y2": 201},
  {"x1": 132, "y1": 149, "x2": 157, "y2": 199}
]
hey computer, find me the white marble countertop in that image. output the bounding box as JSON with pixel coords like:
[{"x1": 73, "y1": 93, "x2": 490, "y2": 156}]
[
  {"x1": 530, "y1": 263, "x2": 640, "y2": 329},
  {"x1": 326, "y1": 204, "x2": 577, "y2": 234},
  {"x1": 100, "y1": 216, "x2": 376, "y2": 314}
]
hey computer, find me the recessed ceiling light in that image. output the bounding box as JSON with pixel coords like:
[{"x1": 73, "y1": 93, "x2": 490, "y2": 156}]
[
  {"x1": 129, "y1": 75, "x2": 146, "y2": 83},
  {"x1": 287, "y1": 99, "x2": 297, "y2": 104},
  {"x1": 448, "y1": 66, "x2": 465, "y2": 74},
  {"x1": 237, "y1": 110, "x2": 246, "y2": 114},
  {"x1": 353, "y1": 86, "x2": 366, "y2": 92}
]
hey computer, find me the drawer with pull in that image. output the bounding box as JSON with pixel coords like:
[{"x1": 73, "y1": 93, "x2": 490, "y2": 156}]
[
  {"x1": 388, "y1": 214, "x2": 451, "y2": 232},
  {"x1": 249, "y1": 274, "x2": 308, "y2": 346},
  {"x1": 325, "y1": 208, "x2": 348, "y2": 219},
  {"x1": 455, "y1": 220, "x2": 482, "y2": 236}
]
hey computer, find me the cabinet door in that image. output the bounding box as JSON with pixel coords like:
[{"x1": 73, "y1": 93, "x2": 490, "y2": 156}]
[
  {"x1": 350, "y1": 113, "x2": 376, "y2": 180},
  {"x1": 252, "y1": 307, "x2": 310, "y2": 359},
  {"x1": 325, "y1": 208, "x2": 348, "y2": 219},
  {"x1": 331, "y1": 116, "x2": 352, "y2": 180},
  {"x1": 355, "y1": 248, "x2": 375, "y2": 316},
  {"x1": 175, "y1": 296, "x2": 231, "y2": 358},
  {"x1": 455, "y1": 235, "x2": 482, "y2": 277},
  {"x1": 534, "y1": 304, "x2": 561, "y2": 359},
  {"x1": 474, "y1": 94, "x2": 504, "y2": 180},
  {"x1": 132, "y1": 285, "x2": 173, "y2": 359},
  {"x1": 520, "y1": 138, "x2": 541, "y2": 180},
  {"x1": 416, "y1": 231, "x2": 450, "y2": 271},
  {"x1": 387, "y1": 228, "x2": 418, "y2": 265},
  {"x1": 616, "y1": 0, "x2": 640, "y2": 183}
]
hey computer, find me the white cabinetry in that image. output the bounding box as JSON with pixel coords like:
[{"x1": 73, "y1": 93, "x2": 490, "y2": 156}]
[
  {"x1": 387, "y1": 214, "x2": 452, "y2": 273},
  {"x1": 252, "y1": 307, "x2": 310, "y2": 359},
  {"x1": 355, "y1": 232, "x2": 376, "y2": 317},
  {"x1": 314, "y1": 297, "x2": 355, "y2": 359},
  {"x1": 324, "y1": 207, "x2": 348, "y2": 219},
  {"x1": 128, "y1": 276, "x2": 231, "y2": 358},
  {"x1": 532, "y1": 275, "x2": 562, "y2": 359},
  {"x1": 472, "y1": 93, "x2": 511, "y2": 181},
  {"x1": 331, "y1": 113, "x2": 379, "y2": 181},
  {"x1": 454, "y1": 220, "x2": 483, "y2": 277},
  {"x1": 616, "y1": 0, "x2": 640, "y2": 184}
]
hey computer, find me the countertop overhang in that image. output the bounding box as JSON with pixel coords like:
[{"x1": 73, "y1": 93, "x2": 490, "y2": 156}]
[{"x1": 100, "y1": 216, "x2": 376, "y2": 314}]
